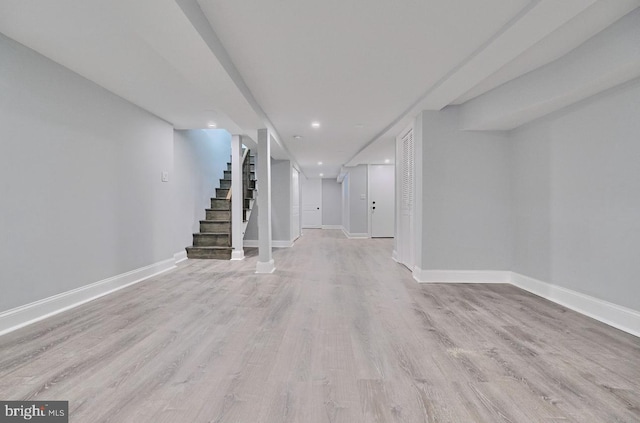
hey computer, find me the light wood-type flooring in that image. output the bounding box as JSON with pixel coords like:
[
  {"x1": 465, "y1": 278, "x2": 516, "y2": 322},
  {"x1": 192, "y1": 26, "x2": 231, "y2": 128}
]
[{"x1": 1, "y1": 229, "x2": 639, "y2": 422}]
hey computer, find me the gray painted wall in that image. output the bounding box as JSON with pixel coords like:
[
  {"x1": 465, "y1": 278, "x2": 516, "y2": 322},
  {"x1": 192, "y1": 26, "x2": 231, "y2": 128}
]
[
  {"x1": 0, "y1": 34, "x2": 174, "y2": 313},
  {"x1": 173, "y1": 129, "x2": 231, "y2": 252},
  {"x1": 347, "y1": 165, "x2": 369, "y2": 235},
  {"x1": 272, "y1": 160, "x2": 292, "y2": 241},
  {"x1": 511, "y1": 79, "x2": 640, "y2": 311},
  {"x1": 245, "y1": 158, "x2": 293, "y2": 242},
  {"x1": 322, "y1": 179, "x2": 342, "y2": 226},
  {"x1": 420, "y1": 109, "x2": 512, "y2": 270}
]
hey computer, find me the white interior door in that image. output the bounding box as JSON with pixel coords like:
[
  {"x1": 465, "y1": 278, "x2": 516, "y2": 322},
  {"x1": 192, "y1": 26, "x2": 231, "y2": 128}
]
[
  {"x1": 369, "y1": 165, "x2": 395, "y2": 237},
  {"x1": 302, "y1": 178, "x2": 322, "y2": 228},
  {"x1": 291, "y1": 169, "x2": 301, "y2": 239},
  {"x1": 397, "y1": 127, "x2": 414, "y2": 269}
]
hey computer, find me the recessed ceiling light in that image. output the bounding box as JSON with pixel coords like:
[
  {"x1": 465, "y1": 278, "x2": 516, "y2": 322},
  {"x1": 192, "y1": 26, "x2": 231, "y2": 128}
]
[
  {"x1": 319, "y1": 173, "x2": 324, "y2": 177},
  {"x1": 207, "y1": 122, "x2": 217, "y2": 128},
  {"x1": 318, "y1": 161, "x2": 323, "y2": 165},
  {"x1": 293, "y1": 135, "x2": 303, "y2": 140},
  {"x1": 385, "y1": 159, "x2": 390, "y2": 163},
  {"x1": 311, "y1": 122, "x2": 321, "y2": 129}
]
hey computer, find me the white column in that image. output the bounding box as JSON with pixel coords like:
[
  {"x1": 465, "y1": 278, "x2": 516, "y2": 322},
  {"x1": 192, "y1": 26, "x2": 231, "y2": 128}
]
[
  {"x1": 230, "y1": 134, "x2": 244, "y2": 260},
  {"x1": 256, "y1": 128, "x2": 275, "y2": 273}
]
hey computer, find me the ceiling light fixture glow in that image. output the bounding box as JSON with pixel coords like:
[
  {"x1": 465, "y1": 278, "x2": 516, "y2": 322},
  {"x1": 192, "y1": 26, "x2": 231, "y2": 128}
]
[
  {"x1": 319, "y1": 173, "x2": 324, "y2": 177},
  {"x1": 311, "y1": 121, "x2": 320, "y2": 128},
  {"x1": 385, "y1": 159, "x2": 390, "y2": 163},
  {"x1": 318, "y1": 161, "x2": 323, "y2": 165},
  {"x1": 207, "y1": 122, "x2": 217, "y2": 128}
]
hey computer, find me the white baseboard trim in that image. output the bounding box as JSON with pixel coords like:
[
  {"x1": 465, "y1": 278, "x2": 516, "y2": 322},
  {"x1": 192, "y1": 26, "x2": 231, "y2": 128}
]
[
  {"x1": 230, "y1": 250, "x2": 245, "y2": 260},
  {"x1": 322, "y1": 225, "x2": 343, "y2": 230},
  {"x1": 255, "y1": 259, "x2": 276, "y2": 274},
  {"x1": 173, "y1": 251, "x2": 188, "y2": 264},
  {"x1": 347, "y1": 233, "x2": 370, "y2": 239},
  {"x1": 510, "y1": 272, "x2": 640, "y2": 338},
  {"x1": 341, "y1": 228, "x2": 370, "y2": 239},
  {"x1": 413, "y1": 268, "x2": 511, "y2": 284},
  {"x1": 0, "y1": 257, "x2": 177, "y2": 337},
  {"x1": 411, "y1": 267, "x2": 639, "y2": 337},
  {"x1": 392, "y1": 250, "x2": 399, "y2": 262},
  {"x1": 243, "y1": 240, "x2": 294, "y2": 248}
]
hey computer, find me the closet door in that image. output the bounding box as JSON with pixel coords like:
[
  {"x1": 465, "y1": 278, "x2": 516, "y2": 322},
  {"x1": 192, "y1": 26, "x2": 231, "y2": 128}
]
[
  {"x1": 301, "y1": 177, "x2": 322, "y2": 228},
  {"x1": 397, "y1": 126, "x2": 414, "y2": 269},
  {"x1": 369, "y1": 165, "x2": 395, "y2": 238},
  {"x1": 291, "y1": 168, "x2": 301, "y2": 239}
]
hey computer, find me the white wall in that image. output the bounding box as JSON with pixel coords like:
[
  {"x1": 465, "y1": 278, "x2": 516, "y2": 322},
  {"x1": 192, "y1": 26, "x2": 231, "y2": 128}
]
[
  {"x1": 0, "y1": 33, "x2": 175, "y2": 313},
  {"x1": 321, "y1": 179, "x2": 342, "y2": 227},
  {"x1": 419, "y1": 109, "x2": 512, "y2": 271},
  {"x1": 173, "y1": 129, "x2": 231, "y2": 252},
  {"x1": 511, "y1": 78, "x2": 640, "y2": 311}
]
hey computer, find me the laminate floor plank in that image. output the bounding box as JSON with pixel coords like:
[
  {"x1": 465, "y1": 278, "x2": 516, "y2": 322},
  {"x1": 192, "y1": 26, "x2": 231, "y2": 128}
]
[{"x1": 1, "y1": 230, "x2": 639, "y2": 422}]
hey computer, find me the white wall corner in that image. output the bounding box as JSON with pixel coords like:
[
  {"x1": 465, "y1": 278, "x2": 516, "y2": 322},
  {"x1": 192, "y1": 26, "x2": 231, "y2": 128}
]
[
  {"x1": 255, "y1": 259, "x2": 276, "y2": 274},
  {"x1": 174, "y1": 250, "x2": 188, "y2": 264},
  {"x1": 0, "y1": 257, "x2": 177, "y2": 337},
  {"x1": 392, "y1": 250, "x2": 399, "y2": 262},
  {"x1": 510, "y1": 272, "x2": 640, "y2": 338},
  {"x1": 413, "y1": 268, "x2": 511, "y2": 284}
]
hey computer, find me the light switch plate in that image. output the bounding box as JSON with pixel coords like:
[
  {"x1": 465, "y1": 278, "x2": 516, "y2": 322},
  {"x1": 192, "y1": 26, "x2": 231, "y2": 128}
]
[
  {"x1": 360, "y1": 194, "x2": 366, "y2": 200},
  {"x1": 161, "y1": 171, "x2": 169, "y2": 182}
]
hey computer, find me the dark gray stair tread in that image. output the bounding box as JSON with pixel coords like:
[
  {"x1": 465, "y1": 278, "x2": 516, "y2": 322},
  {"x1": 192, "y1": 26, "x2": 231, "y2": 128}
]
[
  {"x1": 186, "y1": 246, "x2": 233, "y2": 259},
  {"x1": 193, "y1": 232, "x2": 229, "y2": 236},
  {"x1": 199, "y1": 220, "x2": 230, "y2": 223}
]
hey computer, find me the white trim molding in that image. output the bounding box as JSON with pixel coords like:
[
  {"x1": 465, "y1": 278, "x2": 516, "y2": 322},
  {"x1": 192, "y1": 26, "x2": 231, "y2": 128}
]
[
  {"x1": 243, "y1": 240, "x2": 294, "y2": 248},
  {"x1": 173, "y1": 251, "x2": 188, "y2": 264},
  {"x1": 411, "y1": 268, "x2": 640, "y2": 338},
  {"x1": 230, "y1": 250, "x2": 245, "y2": 260},
  {"x1": 510, "y1": 272, "x2": 640, "y2": 338},
  {"x1": 0, "y1": 258, "x2": 177, "y2": 337},
  {"x1": 255, "y1": 259, "x2": 276, "y2": 274},
  {"x1": 322, "y1": 225, "x2": 343, "y2": 230},
  {"x1": 392, "y1": 250, "x2": 399, "y2": 262},
  {"x1": 413, "y1": 268, "x2": 511, "y2": 284},
  {"x1": 341, "y1": 228, "x2": 370, "y2": 239}
]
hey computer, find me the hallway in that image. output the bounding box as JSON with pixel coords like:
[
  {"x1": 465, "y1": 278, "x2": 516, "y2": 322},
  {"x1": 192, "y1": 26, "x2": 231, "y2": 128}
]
[{"x1": 0, "y1": 230, "x2": 638, "y2": 422}]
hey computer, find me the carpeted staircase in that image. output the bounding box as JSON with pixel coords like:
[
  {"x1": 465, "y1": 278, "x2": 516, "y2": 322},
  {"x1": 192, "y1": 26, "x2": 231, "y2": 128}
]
[{"x1": 186, "y1": 151, "x2": 255, "y2": 259}]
